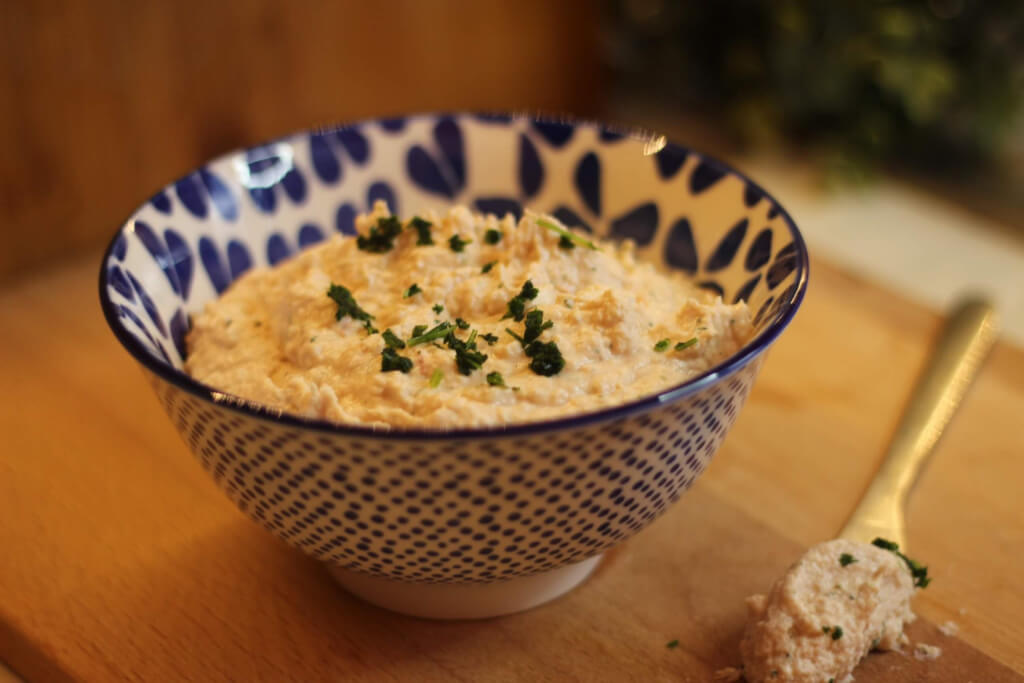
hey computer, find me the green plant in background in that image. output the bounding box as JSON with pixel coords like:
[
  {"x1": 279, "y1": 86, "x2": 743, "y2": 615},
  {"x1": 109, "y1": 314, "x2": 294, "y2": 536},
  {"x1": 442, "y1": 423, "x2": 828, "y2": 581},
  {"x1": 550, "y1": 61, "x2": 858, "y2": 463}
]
[{"x1": 606, "y1": 0, "x2": 1024, "y2": 183}]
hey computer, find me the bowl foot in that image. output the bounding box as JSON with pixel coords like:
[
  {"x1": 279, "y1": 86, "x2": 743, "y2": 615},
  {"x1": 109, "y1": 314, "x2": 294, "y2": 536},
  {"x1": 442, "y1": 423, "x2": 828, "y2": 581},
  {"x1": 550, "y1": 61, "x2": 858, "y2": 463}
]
[{"x1": 326, "y1": 554, "x2": 603, "y2": 619}]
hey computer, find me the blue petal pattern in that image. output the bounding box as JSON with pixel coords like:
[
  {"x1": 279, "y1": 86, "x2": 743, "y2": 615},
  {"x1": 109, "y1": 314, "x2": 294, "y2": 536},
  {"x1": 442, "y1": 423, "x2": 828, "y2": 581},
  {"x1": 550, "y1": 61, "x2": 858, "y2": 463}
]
[
  {"x1": 335, "y1": 203, "x2": 357, "y2": 234},
  {"x1": 298, "y1": 222, "x2": 325, "y2": 247},
  {"x1": 380, "y1": 118, "x2": 406, "y2": 132},
  {"x1": 610, "y1": 203, "x2": 659, "y2": 246},
  {"x1": 690, "y1": 160, "x2": 726, "y2": 194},
  {"x1": 163, "y1": 228, "x2": 194, "y2": 301},
  {"x1": 733, "y1": 273, "x2": 761, "y2": 304},
  {"x1": 281, "y1": 168, "x2": 307, "y2": 203},
  {"x1": 664, "y1": 218, "x2": 698, "y2": 274},
  {"x1": 599, "y1": 129, "x2": 626, "y2": 142},
  {"x1": 475, "y1": 113, "x2": 513, "y2": 124},
  {"x1": 170, "y1": 309, "x2": 189, "y2": 360},
  {"x1": 697, "y1": 281, "x2": 725, "y2": 298},
  {"x1": 127, "y1": 272, "x2": 167, "y2": 336},
  {"x1": 174, "y1": 176, "x2": 208, "y2": 218},
  {"x1": 551, "y1": 206, "x2": 592, "y2": 233},
  {"x1": 336, "y1": 128, "x2": 369, "y2": 164},
  {"x1": 532, "y1": 120, "x2": 574, "y2": 148},
  {"x1": 150, "y1": 190, "x2": 172, "y2": 214},
  {"x1": 367, "y1": 181, "x2": 398, "y2": 213},
  {"x1": 249, "y1": 187, "x2": 277, "y2": 213},
  {"x1": 706, "y1": 218, "x2": 748, "y2": 272},
  {"x1": 227, "y1": 240, "x2": 252, "y2": 279},
  {"x1": 310, "y1": 133, "x2": 341, "y2": 183},
  {"x1": 745, "y1": 229, "x2": 773, "y2": 271},
  {"x1": 407, "y1": 146, "x2": 452, "y2": 197},
  {"x1": 112, "y1": 234, "x2": 127, "y2": 261},
  {"x1": 434, "y1": 117, "x2": 465, "y2": 191},
  {"x1": 133, "y1": 220, "x2": 180, "y2": 295},
  {"x1": 267, "y1": 233, "x2": 292, "y2": 266},
  {"x1": 199, "y1": 237, "x2": 231, "y2": 294},
  {"x1": 655, "y1": 144, "x2": 688, "y2": 179},
  {"x1": 518, "y1": 133, "x2": 543, "y2": 198},
  {"x1": 107, "y1": 265, "x2": 135, "y2": 300},
  {"x1": 574, "y1": 152, "x2": 601, "y2": 216},
  {"x1": 743, "y1": 183, "x2": 763, "y2": 208},
  {"x1": 199, "y1": 169, "x2": 238, "y2": 221}
]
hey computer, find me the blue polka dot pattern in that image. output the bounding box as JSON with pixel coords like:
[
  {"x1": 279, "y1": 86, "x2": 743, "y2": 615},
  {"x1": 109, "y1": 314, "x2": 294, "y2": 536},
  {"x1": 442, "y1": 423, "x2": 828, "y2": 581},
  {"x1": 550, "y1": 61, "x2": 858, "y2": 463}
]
[{"x1": 100, "y1": 113, "x2": 808, "y2": 586}]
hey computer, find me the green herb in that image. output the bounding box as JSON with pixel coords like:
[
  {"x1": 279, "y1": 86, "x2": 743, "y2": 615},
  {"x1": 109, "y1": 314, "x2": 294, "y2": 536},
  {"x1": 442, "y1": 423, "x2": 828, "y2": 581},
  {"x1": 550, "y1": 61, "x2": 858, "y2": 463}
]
[
  {"x1": 822, "y1": 626, "x2": 831, "y2": 634},
  {"x1": 411, "y1": 324, "x2": 428, "y2": 338},
  {"x1": 675, "y1": 338, "x2": 698, "y2": 351},
  {"x1": 831, "y1": 626, "x2": 843, "y2": 640},
  {"x1": 523, "y1": 309, "x2": 554, "y2": 344},
  {"x1": 327, "y1": 283, "x2": 377, "y2": 333},
  {"x1": 429, "y1": 368, "x2": 443, "y2": 388},
  {"x1": 505, "y1": 328, "x2": 525, "y2": 345},
  {"x1": 381, "y1": 347, "x2": 413, "y2": 373},
  {"x1": 839, "y1": 553, "x2": 857, "y2": 567},
  {"x1": 408, "y1": 322, "x2": 453, "y2": 347},
  {"x1": 524, "y1": 340, "x2": 565, "y2": 376},
  {"x1": 382, "y1": 328, "x2": 406, "y2": 350},
  {"x1": 872, "y1": 538, "x2": 931, "y2": 588},
  {"x1": 455, "y1": 317, "x2": 470, "y2": 330},
  {"x1": 403, "y1": 283, "x2": 422, "y2": 298},
  {"x1": 409, "y1": 216, "x2": 433, "y2": 246},
  {"x1": 481, "y1": 332, "x2": 499, "y2": 345},
  {"x1": 666, "y1": 639, "x2": 679, "y2": 649},
  {"x1": 536, "y1": 217, "x2": 599, "y2": 250},
  {"x1": 501, "y1": 280, "x2": 539, "y2": 321},
  {"x1": 558, "y1": 235, "x2": 576, "y2": 250},
  {"x1": 486, "y1": 371, "x2": 506, "y2": 387},
  {"x1": 445, "y1": 332, "x2": 488, "y2": 375},
  {"x1": 482, "y1": 261, "x2": 497, "y2": 274},
  {"x1": 309, "y1": 336, "x2": 317, "y2": 342},
  {"x1": 433, "y1": 303, "x2": 444, "y2": 314},
  {"x1": 449, "y1": 234, "x2": 471, "y2": 252},
  {"x1": 357, "y1": 215, "x2": 403, "y2": 253},
  {"x1": 654, "y1": 338, "x2": 671, "y2": 352},
  {"x1": 484, "y1": 228, "x2": 502, "y2": 244}
]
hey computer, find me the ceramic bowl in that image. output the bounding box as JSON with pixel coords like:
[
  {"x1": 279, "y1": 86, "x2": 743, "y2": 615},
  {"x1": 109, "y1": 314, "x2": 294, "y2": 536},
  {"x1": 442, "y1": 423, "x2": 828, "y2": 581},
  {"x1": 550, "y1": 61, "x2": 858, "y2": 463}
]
[{"x1": 99, "y1": 113, "x2": 807, "y2": 618}]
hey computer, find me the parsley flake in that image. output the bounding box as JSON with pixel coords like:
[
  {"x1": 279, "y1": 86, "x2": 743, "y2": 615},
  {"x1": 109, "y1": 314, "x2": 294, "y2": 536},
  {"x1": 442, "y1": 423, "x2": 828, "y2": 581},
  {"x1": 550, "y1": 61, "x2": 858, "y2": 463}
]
[
  {"x1": 666, "y1": 639, "x2": 679, "y2": 649},
  {"x1": 523, "y1": 309, "x2": 554, "y2": 344},
  {"x1": 433, "y1": 303, "x2": 444, "y2": 314},
  {"x1": 408, "y1": 322, "x2": 452, "y2": 347},
  {"x1": 429, "y1": 368, "x2": 443, "y2": 388},
  {"x1": 558, "y1": 235, "x2": 575, "y2": 250},
  {"x1": 327, "y1": 283, "x2": 377, "y2": 334},
  {"x1": 482, "y1": 260, "x2": 497, "y2": 274},
  {"x1": 675, "y1": 338, "x2": 698, "y2": 351},
  {"x1": 654, "y1": 338, "x2": 671, "y2": 352},
  {"x1": 486, "y1": 371, "x2": 506, "y2": 387},
  {"x1": 536, "y1": 217, "x2": 599, "y2": 250},
  {"x1": 839, "y1": 553, "x2": 857, "y2": 567},
  {"x1": 445, "y1": 332, "x2": 488, "y2": 375},
  {"x1": 524, "y1": 340, "x2": 565, "y2": 376},
  {"x1": 449, "y1": 234, "x2": 471, "y2": 252},
  {"x1": 382, "y1": 329, "x2": 406, "y2": 349},
  {"x1": 356, "y1": 215, "x2": 403, "y2": 253},
  {"x1": 831, "y1": 626, "x2": 843, "y2": 640},
  {"x1": 872, "y1": 538, "x2": 931, "y2": 588},
  {"x1": 411, "y1": 324, "x2": 428, "y2": 338},
  {"x1": 455, "y1": 317, "x2": 470, "y2": 330},
  {"x1": 409, "y1": 216, "x2": 433, "y2": 245},
  {"x1": 481, "y1": 333, "x2": 499, "y2": 345},
  {"x1": 403, "y1": 283, "x2": 422, "y2": 298},
  {"x1": 501, "y1": 280, "x2": 539, "y2": 321},
  {"x1": 381, "y1": 347, "x2": 413, "y2": 373},
  {"x1": 484, "y1": 228, "x2": 502, "y2": 244}
]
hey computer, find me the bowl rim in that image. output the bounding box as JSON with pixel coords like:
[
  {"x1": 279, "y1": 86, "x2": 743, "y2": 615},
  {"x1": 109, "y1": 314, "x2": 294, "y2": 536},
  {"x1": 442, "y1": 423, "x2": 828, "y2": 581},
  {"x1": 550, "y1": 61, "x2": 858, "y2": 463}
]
[{"x1": 98, "y1": 110, "x2": 809, "y2": 441}]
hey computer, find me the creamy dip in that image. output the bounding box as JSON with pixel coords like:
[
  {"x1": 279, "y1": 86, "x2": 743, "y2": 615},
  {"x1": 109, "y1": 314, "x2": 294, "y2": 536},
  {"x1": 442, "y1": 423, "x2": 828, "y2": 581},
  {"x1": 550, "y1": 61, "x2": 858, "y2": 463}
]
[
  {"x1": 185, "y1": 202, "x2": 752, "y2": 429},
  {"x1": 739, "y1": 539, "x2": 918, "y2": 683}
]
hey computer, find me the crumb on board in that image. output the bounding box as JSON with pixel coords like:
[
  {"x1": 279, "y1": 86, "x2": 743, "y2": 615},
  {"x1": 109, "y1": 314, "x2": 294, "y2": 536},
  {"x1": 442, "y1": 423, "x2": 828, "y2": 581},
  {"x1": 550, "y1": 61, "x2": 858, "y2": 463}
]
[
  {"x1": 958, "y1": 606, "x2": 968, "y2": 616},
  {"x1": 938, "y1": 620, "x2": 959, "y2": 637},
  {"x1": 913, "y1": 643, "x2": 943, "y2": 661},
  {"x1": 713, "y1": 667, "x2": 743, "y2": 682}
]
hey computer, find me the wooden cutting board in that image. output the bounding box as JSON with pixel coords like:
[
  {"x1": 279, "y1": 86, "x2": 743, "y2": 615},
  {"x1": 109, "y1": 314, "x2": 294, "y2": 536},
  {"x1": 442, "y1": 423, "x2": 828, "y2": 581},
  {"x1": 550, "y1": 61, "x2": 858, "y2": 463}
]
[{"x1": 1, "y1": 253, "x2": 1022, "y2": 682}]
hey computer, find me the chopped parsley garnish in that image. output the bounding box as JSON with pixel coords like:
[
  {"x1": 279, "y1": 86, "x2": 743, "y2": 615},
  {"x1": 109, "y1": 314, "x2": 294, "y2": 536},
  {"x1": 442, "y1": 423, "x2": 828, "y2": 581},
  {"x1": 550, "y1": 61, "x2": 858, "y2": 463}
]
[
  {"x1": 409, "y1": 216, "x2": 434, "y2": 245},
  {"x1": 872, "y1": 538, "x2": 931, "y2": 588},
  {"x1": 484, "y1": 228, "x2": 502, "y2": 244},
  {"x1": 381, "y1": 347, "x2": 413, "y2": 373},
  {"x1": 831, "y1": 626, "x2": 843, "y2": 640},
  {"x1": 675, "y1": 337, "x2": 698, "y2": 351},
  {"x1": 403, "y1": 283, "x2": 422, "y2": 298},
  {"x1": 356, "y1": 215, "x2": 403, "y2": 253},
  {"x1": 524, "y1": 340, "x2": 565, "y2": 376},
  {"x1": 482, "y1": 260, "x2": 497, "y2": 274},
  {"x1": 839, "y1": 553, "x2": 857, "y2": 567},
  {"x1": 433, "y1": 303, "x2": 444, "y2": 314},
  {"x1": 382, "y1": 328, "x2": 405, "y2": 349},
  {"x1": 429, "y1": 368, "x2": 443, "y2": 388},
  {"x1": 327, "y1": 283, "x2": 377, "y2": 334},
  {"x1": 501, "y1": 280, "x2": 540, "y2": 321},
  {"x1": 445, "y1": 331, "x2": 488, "y2": 375},
  {"x1": 486, "y1": 371, "x2": 506, "y2": 387},
  {"x1": 455, "y1": 317, "x2": 470, "y2": 330},
  {"x1": 411, "y1": 324, "x2": 428, "y2": 338},
  {"x1": 481, "y1": 332, "x2": 499, "y2": 345},
  {"x1": 654, "y1": 338, "x2": 671, "y2": 352},
  {"x1": 523, "y1": 309, "x2": 554, "y2": 344},
  {"x1": 666, "y1": 639, "x2": 679, "y2": 649},
  {"x1": 449, "y1": 234, "x2": 471, "y2": 252},
  {"x1": 505, "y1": 328, "x2": 525, "y2": 345},
  {"x1": 408, "y1": 322, "x2": 452, "y2": 347},
  {"x1": 536, "y1": 217, "x2": 599, "y2": 250},
  {"x1": 558, "y1": 235, "x2": 575, "y2": 250}
]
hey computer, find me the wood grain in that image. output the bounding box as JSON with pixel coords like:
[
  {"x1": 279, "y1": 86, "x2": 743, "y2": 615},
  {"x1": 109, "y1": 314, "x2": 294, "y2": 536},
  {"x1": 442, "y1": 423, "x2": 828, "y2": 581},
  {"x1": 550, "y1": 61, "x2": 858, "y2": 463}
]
[
  {"x1": 0, "y1": 0, "x2": 602, "y2": 282},
  {"x1": 0, "y1": 253, "x2": 1022, "y2": 681}
]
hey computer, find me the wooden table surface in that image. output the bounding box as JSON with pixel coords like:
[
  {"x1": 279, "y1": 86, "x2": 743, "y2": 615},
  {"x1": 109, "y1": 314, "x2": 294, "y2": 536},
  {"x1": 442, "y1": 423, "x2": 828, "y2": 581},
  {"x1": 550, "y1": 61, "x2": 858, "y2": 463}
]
[{"x1": 1, "y1": 252, "x2": 1022, "y2": 681}]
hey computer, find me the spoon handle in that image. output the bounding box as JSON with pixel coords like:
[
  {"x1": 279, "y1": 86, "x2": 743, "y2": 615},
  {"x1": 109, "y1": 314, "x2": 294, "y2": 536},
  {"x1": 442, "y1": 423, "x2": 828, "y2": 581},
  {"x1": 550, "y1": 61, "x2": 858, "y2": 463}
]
[{"x1": 838, "y1": 297, "x2": 998, "y2": 549}]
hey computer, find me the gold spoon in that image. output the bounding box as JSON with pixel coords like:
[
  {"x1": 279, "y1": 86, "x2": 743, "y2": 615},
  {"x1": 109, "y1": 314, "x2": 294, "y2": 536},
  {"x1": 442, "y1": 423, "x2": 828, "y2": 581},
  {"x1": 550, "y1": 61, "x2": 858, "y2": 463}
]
[{"x1": 839, "y1": 297, "x2": 999, "y2": 549}]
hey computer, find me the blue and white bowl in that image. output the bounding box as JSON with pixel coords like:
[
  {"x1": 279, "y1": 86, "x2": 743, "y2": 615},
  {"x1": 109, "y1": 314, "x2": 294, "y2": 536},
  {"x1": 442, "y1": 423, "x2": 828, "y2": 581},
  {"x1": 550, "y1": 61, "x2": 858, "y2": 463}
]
[{"x1": 99, "y1": 113, "x2": 808, "y2": 618}]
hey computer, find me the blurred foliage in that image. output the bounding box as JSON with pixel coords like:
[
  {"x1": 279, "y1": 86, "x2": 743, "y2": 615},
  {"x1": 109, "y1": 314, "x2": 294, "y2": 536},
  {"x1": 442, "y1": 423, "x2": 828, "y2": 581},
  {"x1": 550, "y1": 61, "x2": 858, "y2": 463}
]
[{"x1": 606, "y1": 0, "x2": 1024, "y2": 182}]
